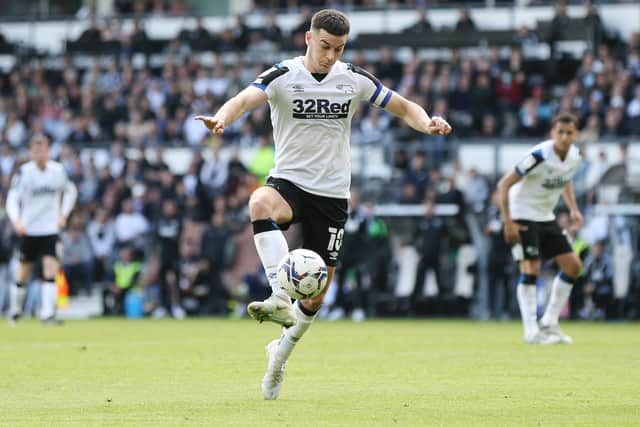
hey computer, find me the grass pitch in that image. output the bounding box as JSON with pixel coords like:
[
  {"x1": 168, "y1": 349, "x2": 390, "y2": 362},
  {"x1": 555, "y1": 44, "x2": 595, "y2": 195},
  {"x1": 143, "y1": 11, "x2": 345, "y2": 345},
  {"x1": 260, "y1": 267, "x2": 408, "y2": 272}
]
[{"x1": 1, "y1": 318, "x2": 639, "y2": 426}]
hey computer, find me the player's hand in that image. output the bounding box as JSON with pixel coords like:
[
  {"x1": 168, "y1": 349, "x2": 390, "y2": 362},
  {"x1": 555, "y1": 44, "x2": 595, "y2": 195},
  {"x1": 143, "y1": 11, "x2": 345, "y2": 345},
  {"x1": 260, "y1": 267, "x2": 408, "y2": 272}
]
[
  {"x1": 14, "y1": 221, "x2": 27, "y2": 236},
  {"x1": 425, "y1": 116, "x2": 452, "y2": 136},
  {"x1": 194, "y1": 115, "x2": 225, "y2": 135},
  {"x1": 503, "y1": 220, "x2": 527, "y2": 244},
  {"x1": 58, "y1": 216, "x2": 67, "y2": 229},
  {"x1": 570, "y1": 209, "x2": 583, "y2": 231}
]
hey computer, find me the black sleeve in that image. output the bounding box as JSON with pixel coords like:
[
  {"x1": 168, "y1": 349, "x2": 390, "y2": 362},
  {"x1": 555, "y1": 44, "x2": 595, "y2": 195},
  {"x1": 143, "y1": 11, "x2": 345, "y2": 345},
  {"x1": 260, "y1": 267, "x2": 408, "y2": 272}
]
[{"x1": 252, "y1": 63, "x2": 290, "y2": 89}]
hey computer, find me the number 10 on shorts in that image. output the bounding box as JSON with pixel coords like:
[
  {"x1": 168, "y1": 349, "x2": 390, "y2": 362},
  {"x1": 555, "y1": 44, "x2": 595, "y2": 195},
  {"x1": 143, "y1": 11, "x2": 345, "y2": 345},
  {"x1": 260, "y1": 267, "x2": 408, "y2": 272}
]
[{"x1": 327, "y1": 227, "x2": 344, "y2": 251}]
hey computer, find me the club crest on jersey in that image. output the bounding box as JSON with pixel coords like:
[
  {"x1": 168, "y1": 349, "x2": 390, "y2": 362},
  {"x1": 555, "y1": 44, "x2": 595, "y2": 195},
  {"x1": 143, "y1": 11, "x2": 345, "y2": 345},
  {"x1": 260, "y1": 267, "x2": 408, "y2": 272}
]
[
  {"x1": 287, "y1": 84, "x2": 305, "y2": 93},
  {"x1": 336, "y1": 84, "x2": 354, "y2": 94},
  {"x1": 31, "y1": 186, "x2": 57, "y2": 196},
  {"x1": 292, "y1": 99, "x2": 351, "y2": 119},
  {"x1": 542, "y1": 177, "x2": 570, "y2": 189}
]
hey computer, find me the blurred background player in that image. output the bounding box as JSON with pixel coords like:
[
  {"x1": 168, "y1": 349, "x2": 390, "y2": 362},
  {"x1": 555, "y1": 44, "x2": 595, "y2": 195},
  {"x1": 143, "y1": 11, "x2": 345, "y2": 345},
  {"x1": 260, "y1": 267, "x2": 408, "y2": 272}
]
[
  {"x1": 195, "y1": 9, "x2": 451, "y2": 400},
  {"x1": 497, "y1": 113, "x2": 583, "y2": 345},
  {"x1": 6, "y1": 135, "x2": 77, "y2": 325}
]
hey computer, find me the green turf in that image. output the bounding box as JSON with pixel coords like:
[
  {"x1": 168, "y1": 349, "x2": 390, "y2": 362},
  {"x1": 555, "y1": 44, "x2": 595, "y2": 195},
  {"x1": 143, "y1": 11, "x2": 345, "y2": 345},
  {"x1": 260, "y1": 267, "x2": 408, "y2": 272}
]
[{"x1": 0, "y1": 319, "x2": 638, "y2": 426}]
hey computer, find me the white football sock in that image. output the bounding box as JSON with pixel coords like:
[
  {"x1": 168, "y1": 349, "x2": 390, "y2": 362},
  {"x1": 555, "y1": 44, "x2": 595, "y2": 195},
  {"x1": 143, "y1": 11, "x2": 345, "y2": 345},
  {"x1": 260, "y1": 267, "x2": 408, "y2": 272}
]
[
  {"x1": 253, "y1": 222, "x2": 290, "y2": 301},
  {"x1": 517, "y1": 284, "x2": 539, "y2": 338},
  {"x1": 40, "y1": 281, "x2": 57, "y2": 320},
  {"x1": 277, "y1": 301, "x2": 318, "y2": 362},
  {"x1": 9, "y1": 283, "x2": 25, "y2": 317},
  {"x1": 541, "y1": 274, "x2": 574, "y2": 327}
]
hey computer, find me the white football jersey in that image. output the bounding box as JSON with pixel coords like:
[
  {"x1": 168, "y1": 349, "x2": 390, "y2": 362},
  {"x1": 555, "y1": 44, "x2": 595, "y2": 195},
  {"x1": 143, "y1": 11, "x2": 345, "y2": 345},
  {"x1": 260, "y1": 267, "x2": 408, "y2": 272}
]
[
  {"x1": 509, "y1": 140, "x2": 581, "y2": 222},
  {"x1": 253, "y1": 57, "x2": 392, "y2": 198},
  {"x1": 6, "y1": 160, "x2": 78, "y2": 236}
]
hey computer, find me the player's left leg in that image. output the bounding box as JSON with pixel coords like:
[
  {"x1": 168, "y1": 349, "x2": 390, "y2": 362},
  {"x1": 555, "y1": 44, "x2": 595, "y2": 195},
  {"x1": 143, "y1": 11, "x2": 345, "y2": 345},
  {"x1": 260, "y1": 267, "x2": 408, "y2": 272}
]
[
  {"x1": 540, "y1": 251, "x2": 581, "y2": 343},
  {"x1": 9, "y1": 261, "x2": 31, "y2": 324},
  {"x1": 262, "y1": 194, "x2": 347, "y2": 400},
  {"x1": 40, "y1": 255, "x2": 63, "y2": 325},
  {"x1": 262, "y1": 268, "x2": 335, "y2": 400}
]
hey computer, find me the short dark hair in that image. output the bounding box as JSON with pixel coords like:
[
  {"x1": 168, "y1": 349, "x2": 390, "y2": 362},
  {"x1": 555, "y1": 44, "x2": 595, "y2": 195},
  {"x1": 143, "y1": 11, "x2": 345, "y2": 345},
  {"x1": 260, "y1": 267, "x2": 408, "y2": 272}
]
[
  {"x1": 551, "y1": 112, "x2": 579, "y2": 128},
  {"x1": 311, "y1": 9, "x2": 350, "y2": 36},
  {"x1": 29, "y1": 134, "x2": 50, "y2": 146}
]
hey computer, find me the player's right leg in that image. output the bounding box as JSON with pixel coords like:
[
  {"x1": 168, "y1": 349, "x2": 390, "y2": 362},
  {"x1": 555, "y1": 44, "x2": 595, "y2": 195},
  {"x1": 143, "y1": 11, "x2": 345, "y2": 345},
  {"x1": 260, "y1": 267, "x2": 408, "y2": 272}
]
[
  {"x1": 246, "y1": 184, "x2": 297, "y2": 328},
  {"x1": 9, "y1": 251, "x2": 32, "y2": 325},
  {"x1": 40, "y1": 254, "x2": 63, "y2": 325},
  {"x1": 516, "y1": 259, "x2": 549, "y2": 343},
  {"x1": 540, "y1": 251, "x2": 582, "y2": 344}
]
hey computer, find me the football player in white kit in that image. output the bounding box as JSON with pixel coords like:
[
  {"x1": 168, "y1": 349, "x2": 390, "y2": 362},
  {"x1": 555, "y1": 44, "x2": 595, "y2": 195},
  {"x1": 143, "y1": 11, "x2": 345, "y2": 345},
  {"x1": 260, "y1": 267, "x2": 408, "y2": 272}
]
[
  {"x1": 6, "y1": 135, "x2": 77, "y2": 325},
  {"x1": 497, "y1": 113, "x2": 583, "y2": 345},
  {"x1": 195, "y1": 9, "x2": 451, "y2": 399}
]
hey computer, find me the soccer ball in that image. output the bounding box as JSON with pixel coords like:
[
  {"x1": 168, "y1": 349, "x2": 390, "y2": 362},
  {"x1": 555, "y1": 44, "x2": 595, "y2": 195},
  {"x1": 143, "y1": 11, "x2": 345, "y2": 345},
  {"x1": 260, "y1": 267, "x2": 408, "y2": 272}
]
[{"x1": 277, "y1": 249, "x2": 328, "y2": 300}]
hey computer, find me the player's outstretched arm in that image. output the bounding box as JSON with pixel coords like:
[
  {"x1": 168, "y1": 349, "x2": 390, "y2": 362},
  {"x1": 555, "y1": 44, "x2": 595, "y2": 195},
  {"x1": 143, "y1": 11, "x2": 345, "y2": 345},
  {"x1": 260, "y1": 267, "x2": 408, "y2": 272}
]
[
  {"x1": 195, "y1": 85, "x2": 268, "y2": 135},
  {"x1": 497, "y1": 170, "x2": 527, "y2": 244},
  {"x1": 383, "y1": 94, "x2": 452, "y2": 135},
  {"x1": 562, "y1": 181, "x2": 583, "y2": 230}
]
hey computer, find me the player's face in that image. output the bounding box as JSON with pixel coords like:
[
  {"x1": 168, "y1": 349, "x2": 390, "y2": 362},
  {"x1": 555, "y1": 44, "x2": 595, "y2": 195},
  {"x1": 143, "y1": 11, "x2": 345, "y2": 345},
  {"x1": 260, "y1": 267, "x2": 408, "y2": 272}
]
[
  {"x1": 30, "y1": 140, "x2": 50, "y2": 164},
  {"x1": 550, "y1": 121, "x2": 579, "y2": 153},
  {"x1": 305, "y1": 29, "x2": 347, "y2": 73}
]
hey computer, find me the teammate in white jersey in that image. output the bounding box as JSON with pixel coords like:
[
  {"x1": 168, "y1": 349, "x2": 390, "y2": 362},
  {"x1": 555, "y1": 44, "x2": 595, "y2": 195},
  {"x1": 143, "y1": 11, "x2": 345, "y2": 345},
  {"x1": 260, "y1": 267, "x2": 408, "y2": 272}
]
[
  {"x1": 195, "y1": 9, "x2": 451, "y2": 400},
  {"x1": 6, "y1": 135, "x2": 77, "y2": 324},
  {"x1": 497, "y1": 113, "x2": 583, "y2": 345}
]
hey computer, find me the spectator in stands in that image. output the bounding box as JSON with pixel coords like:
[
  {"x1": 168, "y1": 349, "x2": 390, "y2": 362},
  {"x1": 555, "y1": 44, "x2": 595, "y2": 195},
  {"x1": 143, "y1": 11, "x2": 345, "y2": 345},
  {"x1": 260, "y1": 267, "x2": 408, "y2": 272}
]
[
  {"x1": 455, "y1": 8, "x2": 476, "y2": 32},
  {"x1": 627, "y1": 85, "x2": 640, "y2": 136},
  {"x1": 103, "y1": 246, "x2": 142, "y2": 315},
  {"x1": 87, "y1": 207, "x2": 116, "y2": 287},
  {"x1": 290, "y1": 5, "x2": 312, "y2": 49},
  {"x1": 479, "y1": 114, "x2": 499, "y2": 137},
  {"x1": 151, "y1": 0, "x2": 166, "y2": 15},
  {"x1": 514, "y1": 25, "x2": 539, "y2": 50},
  {"x1": 129, "y1": 17, "x2": 149, "y2": 51},
  {"x1": 170, "y1": 0, "x2": 190, "y2": 16},
  {"x1": 261, "y1": 11, "x2": 283, "y2": 44},
  {"x1": 581, "y1": 240, "x2": 614, "y2": 320},
  {"x1": 200, "y1": 211, "x2": 234, "y2": 315},
  {"x1": 0, "y1": 143, "x2": 15, "y2": 180},
  {"x1": 403, "y1": 151, "x2": 429, "y2": 197},
  {"x1": 485, "y1": 190, "x2": 514, "y2": 320},
  {"x1": 412, "y1": 196, "x2": 446, "y2": 313},
  {"x1": 4, "y1": 112, "x2": 27, "y2": 148},
  {"x1": 114, "y1": 198, "x2": 149, "y2": 248},
  {"x1": 374, "y1": 48, "x2": 403, "y2": 84},
  {"x1": 62, "y1": 217, "x2": 94, "y2": 296},
  {"x1": 448, "y1": 73, "x2": 474, "y2": 136},
  {"x1": 0, "y1": 200, "x2": 15, "y2": 314},
  {"x1": 463, "y1": 168, "x2": 489, "y2": 215},
  {"x1": 172, "y1": 235, "x2": 209, "y2": 316},
  {"x1": 154, "y1": 198, "x2": 183, "y2": 315},
  {"x1": 579, "y1": 113, "x2": 601, "y2": 145},
  {"x1": 328, "y1": 191, "x2": 372, "y2": 322},
  {"x1": 359, "y1": 107, "x2": 391, "y2": 145},
  {"x1": 77, "y1": 14, "x2": 102, "y2": 45},
  {"x1": 602, "y1": 107, "x2": 626, "y2": 138},
  {"x1": 548, "y1": 0, "x2": 570, "y2": 57},
  {"x1": 403, "y1": 8, "x2": 432, "y2": 33},
  {"x1": 583, "y1": 0, "x2": 604, "y2": 55},
  {"x1": 231, "y1": 15, "x2": 251, "y2": 51}
]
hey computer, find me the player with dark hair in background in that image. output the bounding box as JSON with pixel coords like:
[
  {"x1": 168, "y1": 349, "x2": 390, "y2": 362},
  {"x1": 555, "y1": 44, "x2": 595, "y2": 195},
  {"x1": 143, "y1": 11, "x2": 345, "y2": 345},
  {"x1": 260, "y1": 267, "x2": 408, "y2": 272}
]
[{"x1": 497, "y1": 113, "x2": 583, "y2": 345}]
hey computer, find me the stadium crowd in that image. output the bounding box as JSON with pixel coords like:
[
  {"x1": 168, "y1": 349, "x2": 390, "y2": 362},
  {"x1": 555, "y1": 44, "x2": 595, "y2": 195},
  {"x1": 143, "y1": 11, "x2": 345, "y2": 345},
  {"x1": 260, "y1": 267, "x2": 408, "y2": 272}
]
[{"x1": 0, "y1": 2, "x2": 639, "y2": 320}]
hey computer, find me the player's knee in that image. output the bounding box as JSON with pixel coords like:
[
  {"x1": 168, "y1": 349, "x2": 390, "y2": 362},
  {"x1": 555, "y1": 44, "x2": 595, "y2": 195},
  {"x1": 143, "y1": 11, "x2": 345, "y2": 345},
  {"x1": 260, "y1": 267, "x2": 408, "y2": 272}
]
[
  {"x1": 520, "y1": 260, "x2": 541, "y2": 275},
  {"x1": 248, "y1": 194, "x2": 274, "y2": 220},
  {"x1": 302, "y1": 296, "x2": 324, "y2": 313},
  {"x1": 563, "y1": 260, "x2": 581, "y2": 279},
  {"x1": 42, "y1": 257, "x2": 59, "y2": 280}
]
